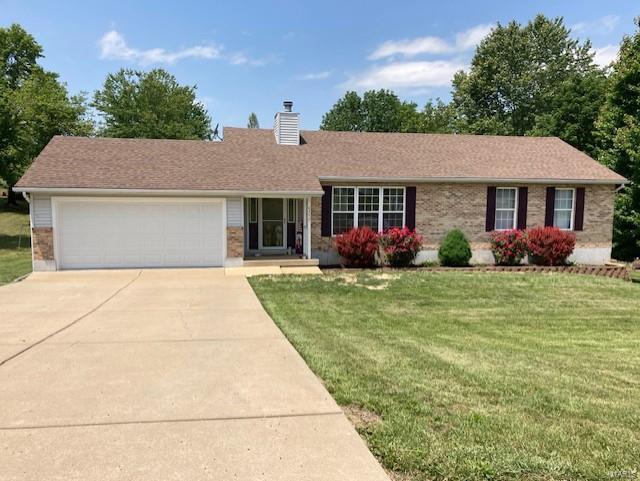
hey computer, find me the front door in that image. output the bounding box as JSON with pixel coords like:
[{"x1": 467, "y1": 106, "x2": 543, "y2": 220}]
[{"x1": 261, "y1": 198, "x2": 285, "y2": 248}]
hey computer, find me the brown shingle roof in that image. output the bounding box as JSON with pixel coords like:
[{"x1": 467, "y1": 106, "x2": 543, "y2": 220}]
[{"x1": 15, "y1": 128, "x2": 626, "y2": 193}]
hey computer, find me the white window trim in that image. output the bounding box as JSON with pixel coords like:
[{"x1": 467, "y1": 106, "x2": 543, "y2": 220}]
[
  {"x1": 331, "y1": 186, "x2": 406, "y2": 236},
  {"x1": 494, "y1": 187, "x2": 519, "y2": 231},
  {"x1": 553, "y1": 187, "x2": 576, "y2": 231}
]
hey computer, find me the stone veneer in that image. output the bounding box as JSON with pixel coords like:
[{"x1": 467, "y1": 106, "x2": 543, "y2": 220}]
[
  {"x1": 311, "y1": 183, "x2": 616, "y2": 263},
  {"x1": 32, "y1": 227, "x2": 54, "y2": 261},
  {"x1": 226, "y1": 226, "x2": 244, "y2": 258}
]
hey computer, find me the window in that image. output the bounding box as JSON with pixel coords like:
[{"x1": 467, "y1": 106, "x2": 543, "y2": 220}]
[
  {"x1": 287, "y1": 199, "x2": 296, "y2": 223},
  {"x1": 383, "y1": 188, "x2": 404, "y2": 230},
  {"x1": 554, "y1": 188, "x2": 574, "y2": 230},
  {"x1": 248, "y1": 198, "x2": 258, "y2": 223},
  {"x1": 332, "y1": 187, "x2": 405, "y2": 235},
  {"x1": 495, "y1": 187, "x2": 517, "y2": 230},
  {"x1": 332, "y1": 187, "x2": 355, "y2": 235},
  {"x1": 357, "y1": 187, "x2": 380, "y2": 230}
]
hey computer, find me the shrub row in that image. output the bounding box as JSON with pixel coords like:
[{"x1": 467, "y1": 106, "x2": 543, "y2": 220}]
[
  {"x1": 335, "y1": 227, "x2": 423, "y2": 267},
  {"x1": 335, "y1": 226, "x2": 577, "y2": 268},
  {"x1": 490, "y1": 226, "x2": 576, "y2": 266}
]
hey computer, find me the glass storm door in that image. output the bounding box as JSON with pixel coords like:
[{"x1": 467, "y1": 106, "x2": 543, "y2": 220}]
[{"x1": 261, "y1": 198, "x2": 285, "y2": 248}]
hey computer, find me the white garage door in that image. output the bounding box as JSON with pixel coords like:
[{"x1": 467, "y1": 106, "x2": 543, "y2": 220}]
[{"x1": 55, "y1": 198, "x2": 225, "y2": 269}]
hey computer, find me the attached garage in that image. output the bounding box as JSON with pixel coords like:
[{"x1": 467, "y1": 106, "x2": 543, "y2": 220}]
[{"x1": 52, "y1": 198, "x2": 225, "y2": 269}]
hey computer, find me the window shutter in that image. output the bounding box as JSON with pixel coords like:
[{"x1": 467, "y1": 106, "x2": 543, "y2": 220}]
[
  {"x1": 485, "y1": 186, "x2": 496, "y2": 232},
  {"x1": 545, "y1": 187, "x2": 556, "y2": 227},
  {"x1": 517, "y1": 187, "x2": 528, "y2": 230},
  {"x1": 405, "y1": 186, "x2": 416, "y2": 230},
  {"x1": 574, "y1": 187, "x2": 585, "y2": 231},
  {"x1": 321, "y1": 185, "x2": 332, "y2": 237}
]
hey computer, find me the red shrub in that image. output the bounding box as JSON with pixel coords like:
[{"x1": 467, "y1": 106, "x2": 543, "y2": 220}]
[
  {"x1": 489, "y1": 229, "x2": 528, "y2": 266},
  {"x1": 526, "y1": 226, "x2": 576, "y2": 266},
  {"x1": 335, "y1": 227, "x2": 380, "y2": 267},
  {"x1": 380, "y1": 227, "x2": 424, "y2": 267}
]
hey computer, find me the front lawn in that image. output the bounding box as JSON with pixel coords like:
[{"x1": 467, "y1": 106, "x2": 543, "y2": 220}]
[
  {"x1": 0, "y1": 200, "x2": 32, "y2": 285},
  {"x1": 250, "y1": 271, "x2": 640, "y2": 481}
]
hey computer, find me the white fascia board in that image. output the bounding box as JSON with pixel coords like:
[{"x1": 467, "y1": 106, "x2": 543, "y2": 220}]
[
  {"x1": 318, "y1": 176, "x2": 629, "y2": 185},
  {"x1": 13, "y1": 187, "x2": 324, "y2": 198}
]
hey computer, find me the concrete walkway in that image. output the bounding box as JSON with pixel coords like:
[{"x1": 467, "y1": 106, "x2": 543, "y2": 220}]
[{"x1": 0, "y1": 269, "x2": 388, "y2": 481}]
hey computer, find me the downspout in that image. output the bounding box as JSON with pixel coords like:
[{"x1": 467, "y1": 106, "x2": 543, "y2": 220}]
[{"x1": 615, "y1": 184, "x2": 626, "y2": 193}]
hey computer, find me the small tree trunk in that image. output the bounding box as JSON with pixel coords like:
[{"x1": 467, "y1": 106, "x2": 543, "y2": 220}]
[{"x1": 7, "y1": 185, "x2": 18, "y2": 205}]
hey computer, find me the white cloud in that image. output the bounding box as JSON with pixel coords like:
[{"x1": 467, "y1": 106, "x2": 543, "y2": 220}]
[
  {"x1": 368, "y1": 23, "x2": 493, "y2": 60},
  {"x1": 572, "y1": 15, "x2": 620, "y2": 34},
  {"x1": 455, "y1": 24, "x2": 494, "y2": 50},
  {"x1": 228, "y1": 52, "x2": 274, "y2": 67},
  {"x1": 592, "y1": 44, "x2": 619, "y2": 67},
  {"x1": 297, "y1": 71, "x2": 331, "y2": 80},
  {"x1": 99, "y1": 30, "x2": 221, "y2": 65},
  {"x1": 343, "y1": 60, "x2": 466, "y2": 90},
  {"x1": 369, "y1": 37, "x2": 452, "y2": 59}
]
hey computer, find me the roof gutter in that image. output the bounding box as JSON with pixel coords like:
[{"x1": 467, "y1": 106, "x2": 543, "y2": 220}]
[
  {"x1": 12, "y1": 187, "x2": 324, "y2": 198},
  {"x1": 318, "y1": 176, "x2": 629, "y2": 186}
]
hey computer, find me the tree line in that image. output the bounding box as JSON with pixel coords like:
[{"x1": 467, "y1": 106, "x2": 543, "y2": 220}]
[
  {"x1": 0, "y1": 16, "x2": 638, "y2": 260},
  {"x1": 321, "y1": 15, "x2": 640, "y2": 261}
]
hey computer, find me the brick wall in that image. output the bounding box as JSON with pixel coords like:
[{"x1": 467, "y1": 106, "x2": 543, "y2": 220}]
[
  {"x1": 32, "y1": 227, "x2": 54, "y2": 261},
  {"x1": 226, "y1": 226, "x2": 244, "y2": 258},
  {"x1": 311, "y1": 183, "x2": 616, "y2": 255}
]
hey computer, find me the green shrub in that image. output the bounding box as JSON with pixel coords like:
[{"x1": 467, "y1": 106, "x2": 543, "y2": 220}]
[{"x1": 438, "y1": 229, "x2": 472, "y2": 267}]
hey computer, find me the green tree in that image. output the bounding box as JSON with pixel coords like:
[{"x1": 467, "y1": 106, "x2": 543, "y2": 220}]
[
  {"x1": 320, "y1": 89, "x2": 422, "y2": 132},
  {"x1": 531, "y1": 71, "x2": 607, "y2": 157},
  {"x1": 247, "y1": 112, "x2": 260, "y2": 128},
  {"x1": 92, "y1": 69, "x2": 211, "y2": 139},
  {"x1": 452, "y1": 15, "x2": 597, "y2": 144},
  {"x1": 0, "y1": 24, "x2": 91, "y2": 205},
  {"x1": 596, "y1": 18, "x2": 640, "y2": 260},
  {"x1": 421, "y1": 99, "x2": 457, "y2": 133},
  {"x1": 319, "y1": 91, "x2": 363, "y2": 131}
]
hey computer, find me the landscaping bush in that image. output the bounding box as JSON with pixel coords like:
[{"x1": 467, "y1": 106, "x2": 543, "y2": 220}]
[
  {"x1": 526, "y1": 226, "x2": 576, "y2": 266},
  {"x1": 438, "y1": 229, "x2": 472, "y2": 267},
  {"x1": 490, "y1": 229, "x2": 528, "y2": 266},
  {"x1": 334, "y1": 227, "x2": 380, "y2": 267},
  {"x1": 380, "y1": 227, "x2": 424, "y2": 267}
]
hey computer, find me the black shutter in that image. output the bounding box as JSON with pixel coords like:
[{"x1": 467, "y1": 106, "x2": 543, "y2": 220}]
[
  {"x1": 485, "y1": 186, "x2": 497, "y2": 231},
  {"x1": 517, "y1": 187, "x2": 528, "y2": 230},
  {"x1": 545, "y1": 187, "x2": 556, "y2": 227},
  {"x1": 321, "y1": 185, "x2": 332, "y2": 237},
  {"x1": 574, "y1": 187, "x2": 585, "y2": 231},
  {"x1": 405, "y1": 186, "x2": 416, "y2": 230}
]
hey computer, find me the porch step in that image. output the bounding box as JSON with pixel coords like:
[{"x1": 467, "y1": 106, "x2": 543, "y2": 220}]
[{"x1": 243, "y1": 258, "x2": 319, "y2": 267}]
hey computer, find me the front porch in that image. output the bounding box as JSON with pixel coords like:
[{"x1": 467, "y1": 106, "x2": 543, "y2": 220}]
[{"x1": 225, "y1": 196, "x2": 317, "y2": 267}]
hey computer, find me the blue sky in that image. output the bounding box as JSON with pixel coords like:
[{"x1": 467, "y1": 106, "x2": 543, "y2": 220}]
[{"x1": 2, "y1": 1, "x2": 638, "y2": 131}]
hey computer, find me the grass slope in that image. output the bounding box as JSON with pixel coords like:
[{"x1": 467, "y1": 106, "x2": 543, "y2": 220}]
[
  {"x1": 250, "y1": 271, "x2": 640, "y2": 481},
  {"x1": 0, "y1": 200, "x2": 32, "y2": 285}
]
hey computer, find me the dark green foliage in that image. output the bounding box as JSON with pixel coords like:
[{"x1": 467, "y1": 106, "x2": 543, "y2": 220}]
[
  {"x1": 247, "y1": 112, "x2": 259, "y2": 129},
  {"x1": 596, "y1": 18, "x2": 640, "y2": 261},
  {"x1": 452, "y1": 14, "x2": 601, "y2": 152},
  {"x1": 92, "y1": 68, "x2": 211, "y2": 140},
  {"x1": 438, "y1": 229, "x2": 472, "y2": 266},
  {"x1": 0, "y1": 24, "x2": 92, "y2": 204},
  {"x1": 320, "y1": 90, "x2": 454, "y2": 133}
]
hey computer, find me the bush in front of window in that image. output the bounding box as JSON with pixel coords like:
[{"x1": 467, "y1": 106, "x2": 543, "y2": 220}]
[
  {"x1": 526, "y1": 226, "x2": 576, "y2": 266},
  {"x1": 335, "y1": 227, "x2": 380, "y2": 267},
  {"x1": 380, "y1": 227, "x2": 424, "y2": 267},
  {"x1": 438, "y1": 229, "x2": 472, "y2": 267},
  {"x1": 490, "y1": 229, "x2": 528, "y2": 266}
]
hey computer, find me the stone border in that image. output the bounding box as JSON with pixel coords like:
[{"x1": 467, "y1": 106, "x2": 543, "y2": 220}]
[{"x1": 324, "y1": 264, "x2": 631, "y2": 281}]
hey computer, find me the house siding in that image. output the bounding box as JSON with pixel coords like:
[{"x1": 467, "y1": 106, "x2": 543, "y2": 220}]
[
  {"x1": 32, "y1": 194, "x2": 52, "y2": 227},
  {"x1": 311, "y1": 183, "x2": 615, "y2": 265},
  {"x1": 226, "y1": 197, "x2": 243, "y2": 227}
]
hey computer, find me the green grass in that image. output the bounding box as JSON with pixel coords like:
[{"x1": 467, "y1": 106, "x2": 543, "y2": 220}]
[
  {"x1": 0, "y1": 200, "x2": 32, "y2": 285},
  {"x1": 250, "y1": 271, "x2": 640, "y2": 481}
]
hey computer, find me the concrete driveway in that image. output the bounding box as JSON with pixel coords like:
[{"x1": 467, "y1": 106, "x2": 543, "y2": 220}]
[{"x1": 0, "y1": 269, "x2": 389, "y2": 481}]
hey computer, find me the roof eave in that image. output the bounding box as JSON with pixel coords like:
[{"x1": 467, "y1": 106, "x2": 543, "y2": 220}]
[
  {"x1": 12, "y1": 187, "x2": 324, "y2": 197},
  {"x1": 317, "y1": 176, "x2": 629, "y2": 185}
]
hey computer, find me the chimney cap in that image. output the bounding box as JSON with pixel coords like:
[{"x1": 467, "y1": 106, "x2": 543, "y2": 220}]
[{"x1": 283, "y1": 100, "x2": 293, "y2": 112}]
